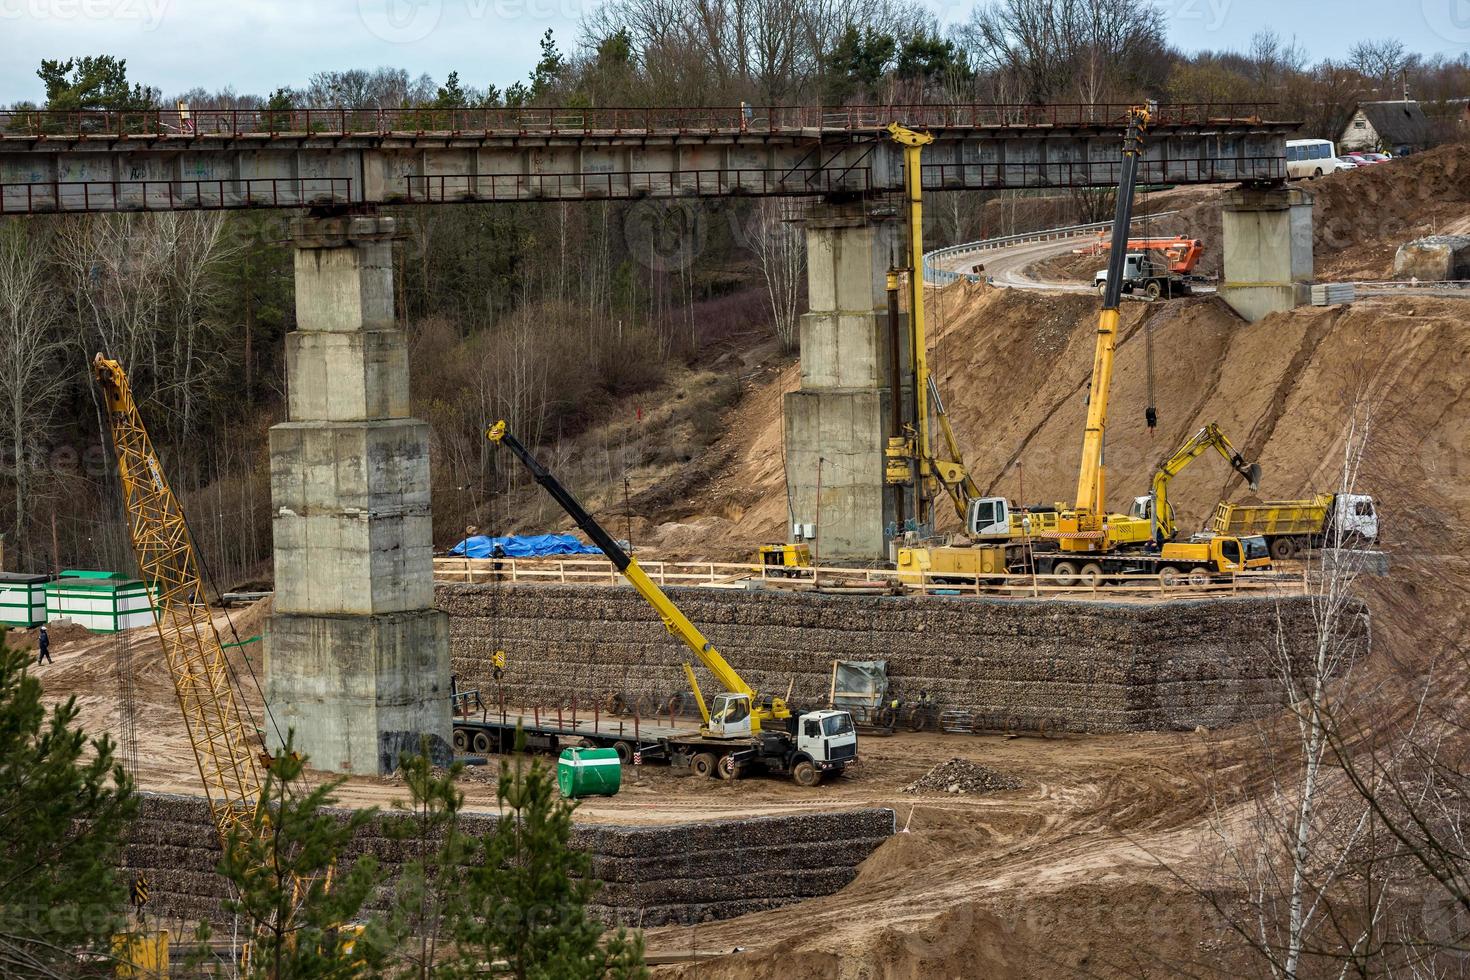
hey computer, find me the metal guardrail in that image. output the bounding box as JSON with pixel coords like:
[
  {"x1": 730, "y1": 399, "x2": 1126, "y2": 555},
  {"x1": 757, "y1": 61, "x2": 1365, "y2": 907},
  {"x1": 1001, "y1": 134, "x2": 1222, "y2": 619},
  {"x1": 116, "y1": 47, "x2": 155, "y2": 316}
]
[
  {"x1": 923, "y1": 210, "x2": 1181, "y2": 285},
  {"x1": 432, "y1": 554, "x2": 1305, "y2": 599}
]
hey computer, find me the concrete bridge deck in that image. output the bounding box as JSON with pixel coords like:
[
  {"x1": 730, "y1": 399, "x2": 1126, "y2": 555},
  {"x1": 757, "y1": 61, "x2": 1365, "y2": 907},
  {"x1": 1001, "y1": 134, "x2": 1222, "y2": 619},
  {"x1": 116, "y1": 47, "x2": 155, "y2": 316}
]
[{"x1": 0, "y1": 102, "x2": 1294, "y2": 214}]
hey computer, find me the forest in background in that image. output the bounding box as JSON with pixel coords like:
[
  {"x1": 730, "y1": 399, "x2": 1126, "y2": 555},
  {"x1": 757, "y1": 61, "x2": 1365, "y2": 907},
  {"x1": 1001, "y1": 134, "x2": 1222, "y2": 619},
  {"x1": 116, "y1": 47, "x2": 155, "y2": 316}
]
[{"x1": 0, "y1": 0, "x2": 1466, "y2": 585}]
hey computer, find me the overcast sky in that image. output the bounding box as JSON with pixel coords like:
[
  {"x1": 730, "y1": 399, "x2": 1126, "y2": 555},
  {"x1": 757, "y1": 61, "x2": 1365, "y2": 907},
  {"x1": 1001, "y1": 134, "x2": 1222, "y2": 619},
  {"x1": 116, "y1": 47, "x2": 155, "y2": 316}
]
[{"x1": 0, "y1": 0, "x2": 1465, "y2": 103}]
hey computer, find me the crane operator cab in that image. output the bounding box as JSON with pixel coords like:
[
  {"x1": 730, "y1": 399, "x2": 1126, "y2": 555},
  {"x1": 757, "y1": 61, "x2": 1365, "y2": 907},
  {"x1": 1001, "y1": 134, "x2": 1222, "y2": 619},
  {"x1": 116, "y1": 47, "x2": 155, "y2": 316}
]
[{"x1": 708, "y1": 693, "x2": 754, "y2": 738}]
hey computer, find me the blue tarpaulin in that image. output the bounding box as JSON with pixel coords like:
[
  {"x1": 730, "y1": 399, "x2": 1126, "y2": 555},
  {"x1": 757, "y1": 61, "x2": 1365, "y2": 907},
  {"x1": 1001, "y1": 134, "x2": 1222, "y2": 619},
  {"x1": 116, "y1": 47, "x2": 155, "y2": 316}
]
[{"x1": 448, "y1": 534, "x2": 603, "y2": 559}]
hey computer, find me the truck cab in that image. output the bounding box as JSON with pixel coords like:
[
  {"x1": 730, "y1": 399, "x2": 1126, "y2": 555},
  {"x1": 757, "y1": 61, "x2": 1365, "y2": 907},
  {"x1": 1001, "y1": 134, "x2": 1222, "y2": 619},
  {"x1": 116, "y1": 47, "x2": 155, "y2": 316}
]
[
  {"x1": 1163, "y1": 534, "x2": 1271, "y2": 573},
  {"x1": 797, "y1": 710, "x2": 858, "y2": 771},
  {"x1": 1330, "y1": 494, "x2": 1379, "y2": 545}
]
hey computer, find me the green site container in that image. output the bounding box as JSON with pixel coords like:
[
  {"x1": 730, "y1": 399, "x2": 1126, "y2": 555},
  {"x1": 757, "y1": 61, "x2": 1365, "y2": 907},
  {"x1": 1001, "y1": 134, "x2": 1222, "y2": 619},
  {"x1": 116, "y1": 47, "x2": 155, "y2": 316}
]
[{"x1": 557, "y1": 747, "x2": 621, "y2": 799}]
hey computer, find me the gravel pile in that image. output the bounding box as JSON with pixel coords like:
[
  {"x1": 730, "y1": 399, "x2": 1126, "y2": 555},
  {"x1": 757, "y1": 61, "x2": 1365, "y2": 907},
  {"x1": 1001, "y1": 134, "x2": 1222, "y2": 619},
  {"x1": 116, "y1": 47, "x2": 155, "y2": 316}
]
[{"x1": 903, "y1": 758, "x2": 1022, "y2": 795}]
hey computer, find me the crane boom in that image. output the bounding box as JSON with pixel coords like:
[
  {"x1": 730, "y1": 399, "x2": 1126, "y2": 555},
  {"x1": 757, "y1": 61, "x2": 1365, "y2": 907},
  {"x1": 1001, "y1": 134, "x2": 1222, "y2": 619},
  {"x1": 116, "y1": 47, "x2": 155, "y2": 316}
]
[
  {"x1": 485, "y1": 422, "x2": 784, "y2": 729},
  {"x1": 1074, "y1": 104, "x2": 1151, "y2": 524},
  {"x1": 93, "y1": 355, "x2": 264, "y2": 846}
]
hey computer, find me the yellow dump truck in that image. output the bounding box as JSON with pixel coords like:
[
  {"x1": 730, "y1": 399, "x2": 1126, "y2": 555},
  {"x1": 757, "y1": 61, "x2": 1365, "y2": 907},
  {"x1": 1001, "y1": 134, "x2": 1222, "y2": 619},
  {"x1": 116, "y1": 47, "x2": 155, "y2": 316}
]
[{"x1": 1211, "y1": 493, "x2": 1379, "y2": 560}]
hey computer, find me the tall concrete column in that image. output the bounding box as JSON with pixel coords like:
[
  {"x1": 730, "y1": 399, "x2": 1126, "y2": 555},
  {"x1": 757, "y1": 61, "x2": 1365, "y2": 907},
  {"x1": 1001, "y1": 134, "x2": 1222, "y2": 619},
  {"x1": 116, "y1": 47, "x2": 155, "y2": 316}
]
[
  {"x1": 1219, "y1": 185, "x2": 1315, "y2": 322},
  {"x1": 783, "y1": 207, "x2": 898, "y2": 561},
  {"x1": 265, "y1": 214, "x2": 451, "y2": 775}
]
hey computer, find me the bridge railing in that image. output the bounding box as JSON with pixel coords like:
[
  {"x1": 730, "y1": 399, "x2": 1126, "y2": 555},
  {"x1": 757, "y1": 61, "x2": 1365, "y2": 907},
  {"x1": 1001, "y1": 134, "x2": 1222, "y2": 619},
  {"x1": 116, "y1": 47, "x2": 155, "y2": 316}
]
[
  {"x1": 0, "y1": 177, "x2": 353, "y2": 215},
  {"x1": 0, "y1": 102, "x2": 1282, "y2": 140}
]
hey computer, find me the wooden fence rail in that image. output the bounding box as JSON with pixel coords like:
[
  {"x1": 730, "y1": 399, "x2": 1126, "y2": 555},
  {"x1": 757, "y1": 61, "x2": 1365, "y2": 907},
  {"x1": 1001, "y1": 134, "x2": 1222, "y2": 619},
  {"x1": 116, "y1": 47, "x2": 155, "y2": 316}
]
[{"x1": 432, "y1": 555, "x2": 1307, "y2": 599}]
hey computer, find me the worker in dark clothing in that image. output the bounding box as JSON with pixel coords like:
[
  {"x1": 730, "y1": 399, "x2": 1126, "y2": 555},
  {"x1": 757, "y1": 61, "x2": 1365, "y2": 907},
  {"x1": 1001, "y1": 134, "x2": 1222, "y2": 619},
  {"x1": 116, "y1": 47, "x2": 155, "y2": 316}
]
[{"x1": 36, "y1": 626, "x2": 51, "y2": 665}]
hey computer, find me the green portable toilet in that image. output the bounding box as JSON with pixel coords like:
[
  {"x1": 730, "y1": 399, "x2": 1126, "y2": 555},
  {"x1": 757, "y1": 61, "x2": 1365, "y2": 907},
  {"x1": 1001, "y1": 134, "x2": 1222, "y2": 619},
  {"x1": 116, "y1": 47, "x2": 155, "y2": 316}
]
[{"x1": 557, "y1": 747, "x2": 621, "y2": 798}]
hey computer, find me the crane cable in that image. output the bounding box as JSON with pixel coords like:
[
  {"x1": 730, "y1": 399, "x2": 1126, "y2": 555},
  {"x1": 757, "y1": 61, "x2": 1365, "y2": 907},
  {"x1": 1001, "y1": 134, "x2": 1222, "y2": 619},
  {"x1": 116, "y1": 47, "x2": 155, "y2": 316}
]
[{"x1": 1140, "y1": 178, "x2": 1159, "y2": 433}]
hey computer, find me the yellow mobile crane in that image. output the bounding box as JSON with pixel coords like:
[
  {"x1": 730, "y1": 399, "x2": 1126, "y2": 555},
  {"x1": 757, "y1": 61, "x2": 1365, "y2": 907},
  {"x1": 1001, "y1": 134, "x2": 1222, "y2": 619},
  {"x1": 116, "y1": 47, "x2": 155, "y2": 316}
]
[
  {"x1": 1024, "y1": 109, "x2": 1271, "y2": 585},
  {"x1": 483, "y1": 422, "x2": 857, "y2": 785},
  {"x1": 95, "y1": 355, "x2": 345, "y2": 971},
  {"x1": 1129, "y1": 423, "x2": 1261, "y2": 544}
]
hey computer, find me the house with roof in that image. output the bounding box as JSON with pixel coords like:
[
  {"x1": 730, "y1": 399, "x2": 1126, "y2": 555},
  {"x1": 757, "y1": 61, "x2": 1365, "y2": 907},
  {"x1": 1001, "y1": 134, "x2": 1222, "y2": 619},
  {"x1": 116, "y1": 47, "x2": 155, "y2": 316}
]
[{"x1": 1339, "y1": 100, "x2": 1435, "y2": 155}]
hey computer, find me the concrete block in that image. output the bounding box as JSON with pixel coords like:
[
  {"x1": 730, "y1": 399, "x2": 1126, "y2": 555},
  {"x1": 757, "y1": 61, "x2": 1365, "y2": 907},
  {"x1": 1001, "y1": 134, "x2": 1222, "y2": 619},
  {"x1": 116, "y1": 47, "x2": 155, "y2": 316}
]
[
  {"x1": 797, "y1": 311, "x2": 887, "y2": 390},
  {"x1": 1219, "y1": 185, "x2": 1315, "y2": 322},
  {"x1": 292, "y1": 238, "x2": 395, "y2": 334},
  {"x1": 783, "y1": 389, "x2": 888, "y2": 559},
  {"x1": 265, "y1": 607, "x2": 452, "y2": 775},
  {"x1": 269, "y1": 420, "x2": 434, "y2": 614},
  {"x1": 285, "y1": 328, "x2": 411, "y2": 422},
  {"x1": 1394, "y1": 235, "x2": 1470, "y2": 281}
]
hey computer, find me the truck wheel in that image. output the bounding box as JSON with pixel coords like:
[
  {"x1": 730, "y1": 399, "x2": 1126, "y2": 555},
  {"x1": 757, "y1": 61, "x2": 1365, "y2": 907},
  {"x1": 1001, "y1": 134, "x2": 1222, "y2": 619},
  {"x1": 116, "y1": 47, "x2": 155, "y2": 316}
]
[
  {"x1": 1158, "y1": 566, "x2": 1183, "y2": 587},
  {"x1": 875, "y1": 706, "x2": 897, "y2": 730},
  {"x1": 692, "y1": 752, "x2": 718, "y2": 779},
  {"x1": 1096, "y1": 281, "x2": 1108, "y2": 297},
  {"x1": 791, "y1": 760, "x2": 820, "y2": 787},
  {"x1": 717, "y1": 755, "x2": 743, "y2": 780},
  {"x1": 452, "y1": 729, "x2": 469, "y2": 752},
  {"x1": 1145, "y1": 281, "x2": 1162, "y2": 301},
  {"x1": 909, "y1": 707, "x2": 933, "y2": 733},
  {"x1": 1270, "y1": 537, "x2": 1296, "y2": 561},
  {"x1": 612, "y1": 741, "x2": 634, "y2": 765},
  {"x1": 1078, "y1": 563, "x2": 1104, "y2": 587},
  {"x1": 1051, "y1": 561, "x2": 1078, "y2": 587},
  {"x1": 472, "y1": 731, "x2": 491, "y2": 754},
  {"x1": 1188, "y1": 568, "x2": 1211, "y2": 586}
]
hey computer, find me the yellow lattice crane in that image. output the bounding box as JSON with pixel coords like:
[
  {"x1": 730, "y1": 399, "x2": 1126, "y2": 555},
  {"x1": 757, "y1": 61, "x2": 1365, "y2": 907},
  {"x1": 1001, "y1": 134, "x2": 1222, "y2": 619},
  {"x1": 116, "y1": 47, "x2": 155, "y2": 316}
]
[
  {"x1": 96, "y1": 355, "x2": 344, "y2": 974},
  {"x1": 95, "y1": 354, "x2": 265, "y2": 842}
]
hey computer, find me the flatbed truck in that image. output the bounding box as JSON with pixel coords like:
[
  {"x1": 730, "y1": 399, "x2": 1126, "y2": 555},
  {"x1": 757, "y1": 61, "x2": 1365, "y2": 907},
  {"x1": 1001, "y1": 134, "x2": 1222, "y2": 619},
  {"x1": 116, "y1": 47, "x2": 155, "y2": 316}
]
[
  {"x1": 482, "y1": 421, "x2": 857, "y2": 787},
  {"x1": 450, "y1": 701, "x2": 855, "y2": 783}
]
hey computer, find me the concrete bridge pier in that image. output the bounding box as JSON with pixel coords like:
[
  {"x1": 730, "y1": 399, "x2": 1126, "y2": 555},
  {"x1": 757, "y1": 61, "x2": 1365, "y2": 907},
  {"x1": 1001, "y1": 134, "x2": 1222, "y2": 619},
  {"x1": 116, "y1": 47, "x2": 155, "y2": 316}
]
[
  {"x1": 264, "y1": 213, "x2": 451, "y2": 775},
  {"x1": 783, "y1": 205, "x2": 901, "y2": 562},
  {"x1": 1219, "y1": 185, "x2": 1315, "y2": 322}
]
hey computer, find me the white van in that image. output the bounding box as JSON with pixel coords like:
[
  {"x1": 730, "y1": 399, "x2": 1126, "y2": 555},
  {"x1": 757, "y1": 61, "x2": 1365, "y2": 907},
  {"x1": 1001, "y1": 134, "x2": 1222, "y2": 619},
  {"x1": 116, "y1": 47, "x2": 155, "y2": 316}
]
[{"x1": 1286, "y1": 139, "x2": 1357, "y2": 179}]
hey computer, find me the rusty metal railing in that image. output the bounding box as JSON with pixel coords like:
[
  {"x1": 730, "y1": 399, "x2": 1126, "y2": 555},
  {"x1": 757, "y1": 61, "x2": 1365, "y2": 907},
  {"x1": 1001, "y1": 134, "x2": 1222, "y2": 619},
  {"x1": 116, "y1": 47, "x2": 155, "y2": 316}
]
[
  {"x1": 0, "y1": 102, "x2": 1286, "y2": 140},
  {"x1": 0, "y1": 177, "x2": 352, "y2": 215}
]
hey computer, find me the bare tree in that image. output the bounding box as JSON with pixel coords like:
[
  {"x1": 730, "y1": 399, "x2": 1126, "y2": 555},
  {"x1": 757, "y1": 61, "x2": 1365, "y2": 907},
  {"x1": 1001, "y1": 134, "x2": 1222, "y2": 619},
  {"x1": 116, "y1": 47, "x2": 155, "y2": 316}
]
[
  {"x1": 1348, "y1": 39, "x2": 1414, "y2": 93},
  {"x1": 745, "y1": 200, "x2": 806, "y2": 351},
  {"x1": 0, "y1": 220, "x2": 71, "y2": 566}
]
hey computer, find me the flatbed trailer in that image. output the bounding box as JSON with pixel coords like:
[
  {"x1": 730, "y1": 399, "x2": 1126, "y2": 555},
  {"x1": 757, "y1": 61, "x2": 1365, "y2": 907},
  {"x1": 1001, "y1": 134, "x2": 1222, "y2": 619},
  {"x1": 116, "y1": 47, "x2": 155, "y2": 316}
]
[{"x1": 451, "y1": 701, "x2": 856, "y2": 785}]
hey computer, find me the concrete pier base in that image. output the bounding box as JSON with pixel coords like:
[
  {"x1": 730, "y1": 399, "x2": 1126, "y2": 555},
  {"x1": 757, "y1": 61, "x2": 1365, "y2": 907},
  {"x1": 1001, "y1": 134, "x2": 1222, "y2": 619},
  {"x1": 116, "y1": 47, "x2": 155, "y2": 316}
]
[
  {"x1": 1219, "y1": 185, "x2": 1315, "y2": 322},
  {"x1": 265, "y1": 213, "x2": 451, "y2": 774},
  {"x1": 782, "y1": 206, "x2": 898, "y2": 561}
]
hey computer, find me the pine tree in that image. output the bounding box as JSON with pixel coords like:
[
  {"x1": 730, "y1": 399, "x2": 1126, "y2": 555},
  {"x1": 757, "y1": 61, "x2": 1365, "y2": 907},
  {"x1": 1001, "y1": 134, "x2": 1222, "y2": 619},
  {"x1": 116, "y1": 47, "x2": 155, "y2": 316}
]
[
  {"x1": 0, "y1": 636, "x2": 137, "y2": 978},
  {"x1": 215, "y1": 734, "x2": 382, "y2": 979},
  {"x1": 375, "y1": 745, "x2": 471, "y2": 978},
  {"x1": 448, "y1": 740, "x2": 645, "y2": 979}
]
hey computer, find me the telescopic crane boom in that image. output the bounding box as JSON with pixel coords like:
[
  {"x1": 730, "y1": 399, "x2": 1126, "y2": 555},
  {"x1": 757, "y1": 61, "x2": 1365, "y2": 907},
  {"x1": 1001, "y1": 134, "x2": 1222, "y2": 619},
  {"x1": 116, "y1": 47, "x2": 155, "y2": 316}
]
[
  {"x1": 485, "y1": 421, "x2": 789, "y2": 731},
  {"x1": 1059, "y1": 104, "x2": 1157, "y2": 554}
]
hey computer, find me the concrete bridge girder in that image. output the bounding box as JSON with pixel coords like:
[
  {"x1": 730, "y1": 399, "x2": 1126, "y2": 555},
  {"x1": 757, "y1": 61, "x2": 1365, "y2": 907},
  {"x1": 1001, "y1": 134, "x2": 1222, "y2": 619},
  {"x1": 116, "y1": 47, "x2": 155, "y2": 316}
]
[{"x1": 0, "y1": 123, "x2": 1292, "y2": 213}]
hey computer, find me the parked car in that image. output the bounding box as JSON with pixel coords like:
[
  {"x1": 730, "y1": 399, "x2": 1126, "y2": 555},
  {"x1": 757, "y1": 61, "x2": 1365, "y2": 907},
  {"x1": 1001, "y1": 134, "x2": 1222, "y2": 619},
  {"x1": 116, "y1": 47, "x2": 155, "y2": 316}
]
[
  {"x1": 1360, "y1": 153, "x2": 1392, "y2": 164},
  {"x1": 1343, "y1": 153, "x2": 1372, "y2": 166}
]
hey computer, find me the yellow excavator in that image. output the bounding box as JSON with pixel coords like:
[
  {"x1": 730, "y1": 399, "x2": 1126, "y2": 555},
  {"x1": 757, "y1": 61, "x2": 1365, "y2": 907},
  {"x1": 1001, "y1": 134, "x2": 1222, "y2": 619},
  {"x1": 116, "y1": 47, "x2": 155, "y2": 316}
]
[
  {"x1": 1130, "y1": 423, "x2": 1261, "y2": 545},
  {"x1": 95, "y1": 356, "x2": 355, "y2": 975},
  {"x1": 485, "y1": 421, "x2": 857, "y2": 784}
]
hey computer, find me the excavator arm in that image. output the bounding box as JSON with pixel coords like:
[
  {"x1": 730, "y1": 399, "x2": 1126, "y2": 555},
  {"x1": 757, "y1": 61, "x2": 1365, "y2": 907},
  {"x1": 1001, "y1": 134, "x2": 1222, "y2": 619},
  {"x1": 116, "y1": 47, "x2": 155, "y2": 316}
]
[
  {"x1": 1149, "y1": 423, "x2": 1261, "y2": 542},
  {"x1": 485, "y1": 421, "x2": 786, "y2": 729}
]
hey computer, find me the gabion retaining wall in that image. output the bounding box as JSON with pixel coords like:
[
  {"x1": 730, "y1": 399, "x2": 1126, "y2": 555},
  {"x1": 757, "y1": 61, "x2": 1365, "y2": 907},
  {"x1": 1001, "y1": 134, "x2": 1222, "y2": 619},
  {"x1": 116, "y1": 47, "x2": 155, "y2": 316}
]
[
  {"x1": 440, "y1": 584, "x2": 1364, "y2": 733},
  {"x1": 123, "y1": 794, "x2": 894, "y2": 928}
]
